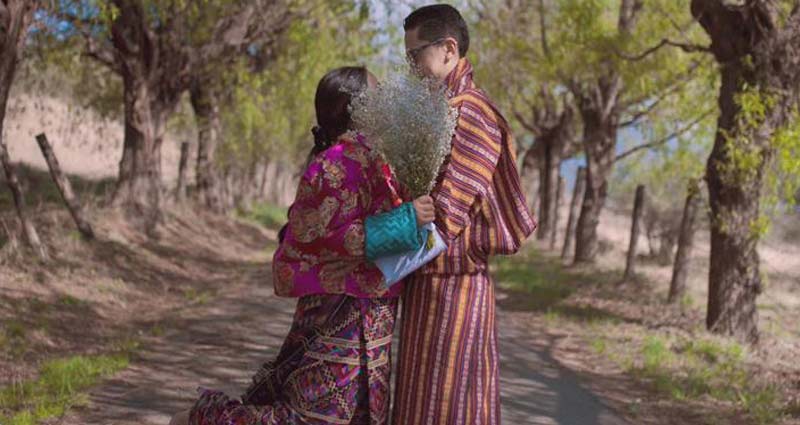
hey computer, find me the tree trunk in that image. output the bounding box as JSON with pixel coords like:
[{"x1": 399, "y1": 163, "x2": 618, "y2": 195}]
[
  {"x1": 250, "y1": 160, "x2": 263, "y2": 204},
  {"x1": 35, "y1": 133, "x2": 94, "y2": 240},
  {"x1": 258, "y1": 159, "x2": 270, "y2": 198},
  {"x1": 688, "y1": 0, "x2": 800, "y2": 343},
  {"x1": 0, "y1": 143, "x2": 47, "y2": 259},
  {"x1": 549, "y1": 175, "x2": 564, "y2": 249},
  {"x1": 624, "y1": 184, "x2": 646, "y2": 279},
  {"x1": 657, "y1": 231, "x2": 678, "y2": 266},
  {"x1": 645, "y1": 221, "x2": 659, "y2": 257},
  {"x1": 520, "y1": 146, "x2": 540, "y2": 220},
  {"x1": 263, "y1": 160, "x2": 278, "y2": 203},
  {"x1": 238, "y1": 160, "x2": 260, "y2": 212},
  {"x1": 175, "y1": 141, "x2": 190, "y2": 202},
  {"x1": 571, "y1": 0, "x2": 637, "y2": 263},
  {"x1": 276, "y1": 164, "x2": 296, "y2": 206},
  {"x1": 574, "y1": 113, "x2": 618, "y2": 263},
  {"x1": 520, "y1": 147, "x2": 541, "y2": 211},
  {"x1": 111, "y1": 76, "x2": 169, "y2": 233},
  {"x1": 220, "y1": 166, "x2": 235, "y2": 212},
  {"x1": 537, "y1": 141, "x2": 559, "y2": 240},
  {"x1": 704, "y1": 65, "x2": 763, "y2": 343},
  {"x1": 1, "y1": 0, "x2": 45, "y2": 259},
  {"x1": 190, "y1": 81, "x2": 223, "y2": 212},
  {"x1": 562, "y1": 166, "x2": 586, "y2": 260},
  {"x1": 668, "y1": 179, "x2": 701, "y2": 304}
]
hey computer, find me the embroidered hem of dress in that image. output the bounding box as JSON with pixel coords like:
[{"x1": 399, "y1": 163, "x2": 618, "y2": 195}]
[
  {"x1": 305, "y1": 351, "x2": 389, "y2": 369},
  {"x1": 295, "y1": 406, "x2": 352, "y2": 424},
  {"x1": 318, "y1": 334, "x2": 393, "y2": 350}
]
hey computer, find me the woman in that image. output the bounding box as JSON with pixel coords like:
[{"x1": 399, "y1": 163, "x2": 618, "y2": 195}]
[{"x1": 170, "y1": 67, "x2": 434, "y2": 425}]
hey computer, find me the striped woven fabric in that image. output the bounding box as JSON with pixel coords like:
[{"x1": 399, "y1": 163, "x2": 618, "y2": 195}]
[
  {"x1": 421, "y1": 58, "x2": 536, "y2": 276},
  {"x1": 392, "y1": 58, "x2": 536, "y2": 425}
]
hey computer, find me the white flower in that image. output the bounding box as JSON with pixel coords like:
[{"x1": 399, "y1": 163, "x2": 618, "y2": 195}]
[{"x1": 350, "y1": 69, "x2": 458, "y2": 199}]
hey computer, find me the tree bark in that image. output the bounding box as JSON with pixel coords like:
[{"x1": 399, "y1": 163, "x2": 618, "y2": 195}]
[
  {"x1": 237, "y1": 160, "x2": 261, "y2": 212},
  {"x1": 668, "y1": 179, "x2": 701, "y2": 304},
  {"x1": 657, "y1": 231, "x2": 678, "y2": 266},
  {"x1": 532, "y1": 113, "x2": 575, "y2": 241},
  {"x1": 0, "y1": 143, "x2": 46, "y2": 259},
  {"x1": 35, "y1": 133, "x2": 95, "y2": 239},
  {"x1": 175, "y1": 141, "x2": 190, "y2": 202},
  {"x1": 111, "y1": 85, "x2": 168, "y2": 233},
  {"x1": 1, "y1": 0, "x2": 46, "y2": 260},
  {"x1": 573, "y1": 109, "x2": 618, "y2": 263},
  {"x1": 562, "y1": 166, "x2": 586, "y2": 260},
  {"x1": 258, "y1": 158, "x2": 271, "y2": 199},
  {"x1": 64, "y1": 0, "x2": 290, "y2": 230},
  {"x1": 219, "y1": 166, "x2": 234, "y2": 212},
  {"x1": 624, "y1": 184, "x2": 646, "y2": 279},
  {"x1": 537, "y1": 140, "x2": 560, "y2": 240},
  {"x1": 704, "y1": 65, "x2": 763, "y2": 343},
  {"x1": 520, "y1": 147, "x2": 540, "y2": 215},
  {"x1": 570, "y1": 0, "x2": 643, "y2": 263},
  {"x1": 517, "y1": 89, "x2": 576, "y2": 233},
  {"x1": 190, "y1": 80, "x2": 223, "y2": 212},
  {"x1": 549, "y1": 175, "x2": 564, "y2": 249},
  {"x1": 690, "y1": 0, "x2": 800, "y2": 343},
  {"x1": 263, "y1": 160, "x2": 278, "y2": 202},
  {"x1": 104, "y1": 3, "x2": 173, "y2": 232}
]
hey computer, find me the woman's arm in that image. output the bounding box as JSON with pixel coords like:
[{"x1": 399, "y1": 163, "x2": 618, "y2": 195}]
[
  {"x1": 364, "y1": 195, "x2": 434, "y2": 261},
  {"x1": 272, "y1": 144, "x2": 432, "y2": 297}
]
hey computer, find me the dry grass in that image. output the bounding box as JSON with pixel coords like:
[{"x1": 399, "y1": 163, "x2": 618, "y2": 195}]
[
  {"x1": 2, "y1": 88, "x2": 797, "y2": 424},
  {"x1": 0, "y1": 196, "x2": 277, "y2": 420},
  {"x1": 494, "y1": 197, "x2": 800, "y2": 424}
]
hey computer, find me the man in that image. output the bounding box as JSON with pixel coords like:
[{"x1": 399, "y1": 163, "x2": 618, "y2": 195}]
[{"x1": 393, "y1": 5, "x2": 537, "y2": 425}]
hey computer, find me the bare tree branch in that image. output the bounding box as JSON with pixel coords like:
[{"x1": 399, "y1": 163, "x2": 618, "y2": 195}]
[
  {"x1": 600, "y1": 74, "x2": 623, "y2": 121},
  {"x1": 615, "y1": 110, "x2": 714, "y2": 162},
  {"x1": 538, "y1": 0, "x2": 550, "y2": 59},
  {"x1": 618, "y1": 38, "x2": 711, "y2": 61},
  {"x1": 81, "y1": 31, "x2": 122, "y2": 73},
  {"x1": 620, "y1": 99, "x2": 666, "y2": 128},
  {"x1": 513, "y1": 108, "x2": 541, "y2": 135},
  {"x1": 621, "y1": 58, "x2": 707, "y2": 110},
  {"x1": 619, "y1": 64, "x2": 701, "y2": 127}
]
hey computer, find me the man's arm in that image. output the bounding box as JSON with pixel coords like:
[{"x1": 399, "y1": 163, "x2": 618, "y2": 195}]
[{"x1": 432, "y1": 95, "x2": 503, "y2": 242}]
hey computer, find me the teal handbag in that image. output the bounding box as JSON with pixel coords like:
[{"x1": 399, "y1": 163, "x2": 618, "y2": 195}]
[
  {"x1": 365, "y1": 202, "x2": 422, "y2": 261},
  {"x1": 365, "y1": 202, "x2": 448, "y2": 288},
  {"x1": 373, "y1": 222, "x2": 447, "y2": 287}
]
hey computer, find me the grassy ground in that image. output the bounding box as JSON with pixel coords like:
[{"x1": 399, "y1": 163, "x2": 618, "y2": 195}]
[
  {"x1": 0, "y1": 164, "x2": 114, "y2": 213},
  {"x1": 0, "y1": 352, "x2": 132, "y2": 425},
  {"x1": 492, "y1": 249, "x2": 800, "y2": 425},
  {"x1": 0, "y1": 196, "x2": 276, "y2": 423},
  {"x1": 239, "y1": 202, "x2": 288, "y2": 230}
]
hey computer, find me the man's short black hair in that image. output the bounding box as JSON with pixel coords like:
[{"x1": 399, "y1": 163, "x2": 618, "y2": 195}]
[{"x1": 404, "y1": 4, "x2": 469, "y2": 58}]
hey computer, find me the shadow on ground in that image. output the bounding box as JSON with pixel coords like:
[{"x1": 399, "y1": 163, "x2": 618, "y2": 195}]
[
  {"x1": 498, "y1": 314, "x2": 628, "y2": 425},
  {"x1": 60, "y1": 278, "x2": 296, "y2": 425},
  {"x1": 493, "y1": 252, "x2": 641, "y2": 328},
  {"x1": 56, "y1": 249, "x2": 630, "y2": 425}
]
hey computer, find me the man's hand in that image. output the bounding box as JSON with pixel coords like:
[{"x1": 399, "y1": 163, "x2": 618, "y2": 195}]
[{"x1": 413, "y1": 195, "x2": 435, "y2": 228}]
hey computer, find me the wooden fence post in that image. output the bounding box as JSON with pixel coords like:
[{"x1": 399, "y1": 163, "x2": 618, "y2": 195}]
[
  {"x1": 624, "y1": 184, "x2": 646, "y2": 280},
  {"x1": 35, "y1": 133, "x2": 94, "y2": 240}
]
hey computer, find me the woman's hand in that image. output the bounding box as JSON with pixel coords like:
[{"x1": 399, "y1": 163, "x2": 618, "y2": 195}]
[{"x1": 413, "y1": 195, "x2": 435, "y2": 228}]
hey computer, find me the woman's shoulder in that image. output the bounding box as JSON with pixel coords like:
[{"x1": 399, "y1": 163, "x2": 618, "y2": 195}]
[
  {"x1": 329, "y1": 133, "x2": 382, "y2": 169},
  {"x1": 302, "y1": 133, "x2": 379, "y2": 187}
]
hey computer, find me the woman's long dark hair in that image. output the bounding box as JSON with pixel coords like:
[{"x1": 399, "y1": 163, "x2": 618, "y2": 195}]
[{"x1": 307, "y1": 66, "x2": 369, "y2": 164}]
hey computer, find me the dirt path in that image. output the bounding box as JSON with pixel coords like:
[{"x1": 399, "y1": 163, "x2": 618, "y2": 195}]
[{"x1": 55, "y1": 266, "x2": 627, "y2": 425}]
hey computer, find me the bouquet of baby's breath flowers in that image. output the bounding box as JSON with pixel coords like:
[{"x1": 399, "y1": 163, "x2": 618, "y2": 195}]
[{"x1": 350, "y1": 69, "x2": 458, "y2": 199}]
